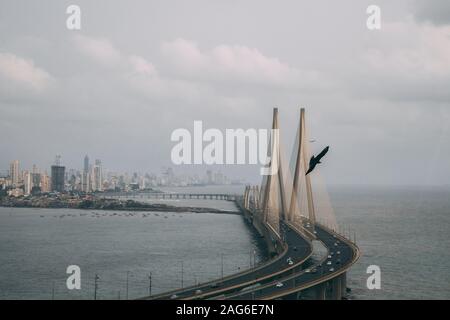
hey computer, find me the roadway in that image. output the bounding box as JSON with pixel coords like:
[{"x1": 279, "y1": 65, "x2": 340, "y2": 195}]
[
  {"x1": 216, "y1": 224, "x2": 356, "y2": 300},
  {"x1": 146, "y1": 222, "x2": 312, "y2": 300}
]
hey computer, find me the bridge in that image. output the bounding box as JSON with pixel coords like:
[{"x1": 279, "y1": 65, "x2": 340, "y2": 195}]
[
  {"x1": 142, "y1": 108, "x2": 359, "y2": 300},
  {"x1": 102, "y1": 192, "x2": 239, "y2": 201}
]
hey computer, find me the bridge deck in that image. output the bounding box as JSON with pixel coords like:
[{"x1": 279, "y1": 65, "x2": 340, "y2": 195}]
[
  {"x1": 144, "y1": 221, "x2": 312, "y2": 300},
  {"x1": 139, "y1": 199, "x2": 359, "y2": 300},
  {"x1": 221, "y1": 224, "x2": 359, "y2": 299}
]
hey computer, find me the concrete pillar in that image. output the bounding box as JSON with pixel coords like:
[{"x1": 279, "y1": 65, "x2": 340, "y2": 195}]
[
  {"x1": 340, "y1": 272, "x2": 347, "y2": 297},
  {"x1": 331, "y1": 277, "x2": 342, "y2": 300},
  {"x1": 315, "y1": 283, "x2": 326, "y2": 300}
]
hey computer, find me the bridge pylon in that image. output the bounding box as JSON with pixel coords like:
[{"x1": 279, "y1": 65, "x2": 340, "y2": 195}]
[
  {"x1": 288, "y1": 108, "x2": 316, "y2": 228},
  {"x1": 260, "y1": 108, "x2": 288, "y2": 237},
  {"x1": 243, "y1": 185, "x2": 261, "y2": 212}
]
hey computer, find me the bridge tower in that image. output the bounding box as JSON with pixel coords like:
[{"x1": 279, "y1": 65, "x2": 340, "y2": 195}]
[
  {"x1": 288, "y1": 108, "x2": 316, "y2": 227},
  {"x1": 252, "y1": 185, "x2": 260, "y2": 210},
  {"x1": 243, "y1": 185, "x2": 250, "y2": 209},
  {"x1": 260, "y1": 108, "x2": 288, "y2": 236}
]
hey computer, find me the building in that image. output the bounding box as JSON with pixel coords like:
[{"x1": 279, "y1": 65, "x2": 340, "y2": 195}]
[
  {"x1": 23, "y1": 171, "x2": 32, "y2": 195},
  {"x1": 84, "y1": 155, "x2": 89, "y2": 173},
  {"x1": 51, "y1": 165, "x2": 65, "y2": 192},
  {"x1": 82, "y1": 155, "x2": 89, "y2": 192},
  {"x1": 10, "y1": 160, "x2": 19, "y2": 186},
  {"x1": 90, "y1": 159, "x2": 103, "y2": 192},
  {"x1": 41, "y1": 173, "x2": 50, "y2": 193}
]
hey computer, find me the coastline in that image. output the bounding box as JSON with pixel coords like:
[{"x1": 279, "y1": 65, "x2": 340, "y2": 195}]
[{"x1": 0, "y1": 195, "x2": 241, "y2": 215}]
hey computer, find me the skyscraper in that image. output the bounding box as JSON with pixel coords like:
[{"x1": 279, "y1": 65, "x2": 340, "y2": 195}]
[
  {"x1": 92, "y1": 159, "x2": 103, "y2": 191},
  {"x1": 84, "y1": 155, "x2": 89, "y2": 173},
  {"x1": 83, "y1": 155, "x2": 89, "y2": 192},
  {"x1": 41, "y1": 173, "x2": 50, "y2": 193},
  {"x1": 23, "y1": 171, "x2": 32, "y2": 195},
  {"x1": 10, "y1": 160, "x2": 19, "y2": 186},
  {"x1": 51, "y1": 165, "x2": 65, "y2": 192}
]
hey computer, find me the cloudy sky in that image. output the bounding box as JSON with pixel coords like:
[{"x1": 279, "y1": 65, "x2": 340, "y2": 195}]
[{"x1": 1, "y1": 0, "x2": 449, "y2": 185}]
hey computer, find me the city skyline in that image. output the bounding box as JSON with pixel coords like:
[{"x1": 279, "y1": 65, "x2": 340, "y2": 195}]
[{"x1": 0, "y1": 155, "x2": 245, "y2": 197}]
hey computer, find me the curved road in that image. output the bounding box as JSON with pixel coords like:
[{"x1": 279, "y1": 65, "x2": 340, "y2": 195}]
[
  {"x1": 146, "y1": 222, "x2": 312, "y2": 300},
  {"x1": 218, "y1": 224, "x2": 358, "y2": 300}
]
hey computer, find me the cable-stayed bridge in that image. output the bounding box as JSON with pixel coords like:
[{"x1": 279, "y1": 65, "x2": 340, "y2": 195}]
[{"x1": 143, "y1": 108, "x2": 359, "y2": 300}]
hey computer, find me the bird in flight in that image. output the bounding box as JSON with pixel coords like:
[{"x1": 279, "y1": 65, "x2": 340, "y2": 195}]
[{"x1": 306, "y1": 146, "x2": 329, "y2": 175}]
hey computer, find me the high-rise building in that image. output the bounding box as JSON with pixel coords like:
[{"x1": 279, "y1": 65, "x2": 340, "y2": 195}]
[
  {"x1": 89, "y1": 159, "x2": 103, "y2": 192},
  {"x1": 82, "y1": 171, "x2": 91, "y2": 192},
  {"x1": 10, "y1": 160, "x2": 19, "y2": 186},
  {"x1": 41, "y1": 172, "x2": 50, "y2": 193},
  {"x1": 23, "y1": 171, "x2": 32, "y2": 195},
  {"x1": 51, "y1": 165, "x2": 65, "y2": 192},
  {"x1": 84, "y1": 155, "x2": 89, "y2": 173},
  {"x1": 83, "y1": 155, "x2": 89, "y2": 192}
]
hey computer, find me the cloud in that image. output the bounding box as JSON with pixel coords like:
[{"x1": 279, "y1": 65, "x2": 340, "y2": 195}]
[
  {"x1": 73, "y1": 34, "x2": 122, "y2": 67},
  {"x1": 69, "y1": 35, "x2": 327, "y2": 109},
  {"x1": 160, "y1": 38, "x2": 322, "y2": 88},
  {"x1": 128, "y1": 55, "x2": 157, "y2": 76},
  {"x1": 349, "y1": 19, "x2": 450, "y2": 102},
  {"x1": 412, "y1": 0, "x2": 450, "y2": 26},
  {"x1": 69, "y1": 35, "x2": 214, "y2": 109},
  {"x1": 0, "y1": 52, "x2": 52, "y2": 93}
]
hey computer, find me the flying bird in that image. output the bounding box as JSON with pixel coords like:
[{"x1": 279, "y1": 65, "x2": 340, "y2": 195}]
[{"x1": 306, "y1": 146, "x2": 329, "y2": 175}]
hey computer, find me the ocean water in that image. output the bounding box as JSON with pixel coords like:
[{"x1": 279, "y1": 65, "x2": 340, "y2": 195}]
[
  {"x1": 0, "y1": 185, "x2": 449, "y2": 299},
  {"x1": 0, "y1": 196, "x2": 265, "y2": 300},
  {"x1": 330, "y1": 185, "x2": 450, "y2": 300}
]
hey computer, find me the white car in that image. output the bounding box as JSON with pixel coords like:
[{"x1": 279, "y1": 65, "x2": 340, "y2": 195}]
[
  {"x1": 327, "y1": 255, "x2": 332, "y2": 259},
  {"x1": 329, "y1": 268, "x2": 335, "y2": 272},
  {"x1": 195, "y1": 289, "x2": 202, "y2": 295},
  {"x1": 327, "y1": 261, "x2": 332, "y2": 265},
  {"x1": 305, "y1": 268, "x2": 311, "y2": 273},
  {"x1": 337, "y1": 251, "x2": 341, "y2": 255},
  {"x1": 276, "y1": 282, "x2": 284, "y2": 288},
  {"x1": 170, "y1": 294, "x2": 178, "y2": 299}
]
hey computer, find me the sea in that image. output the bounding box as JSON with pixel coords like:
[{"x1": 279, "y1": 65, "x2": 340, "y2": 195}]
[{"x1": 0, "y1": 185, "x2": 449, "y2": 300}]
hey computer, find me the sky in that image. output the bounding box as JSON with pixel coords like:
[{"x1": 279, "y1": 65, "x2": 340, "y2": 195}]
[{"x1": 0, "y1": 0, "x2": 450, "y2": 185}]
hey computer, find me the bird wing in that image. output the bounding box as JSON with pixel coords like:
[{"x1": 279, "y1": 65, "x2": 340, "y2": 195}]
[{"x1": 316, "y1": 146, "x2": 329, "y2": 160}]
